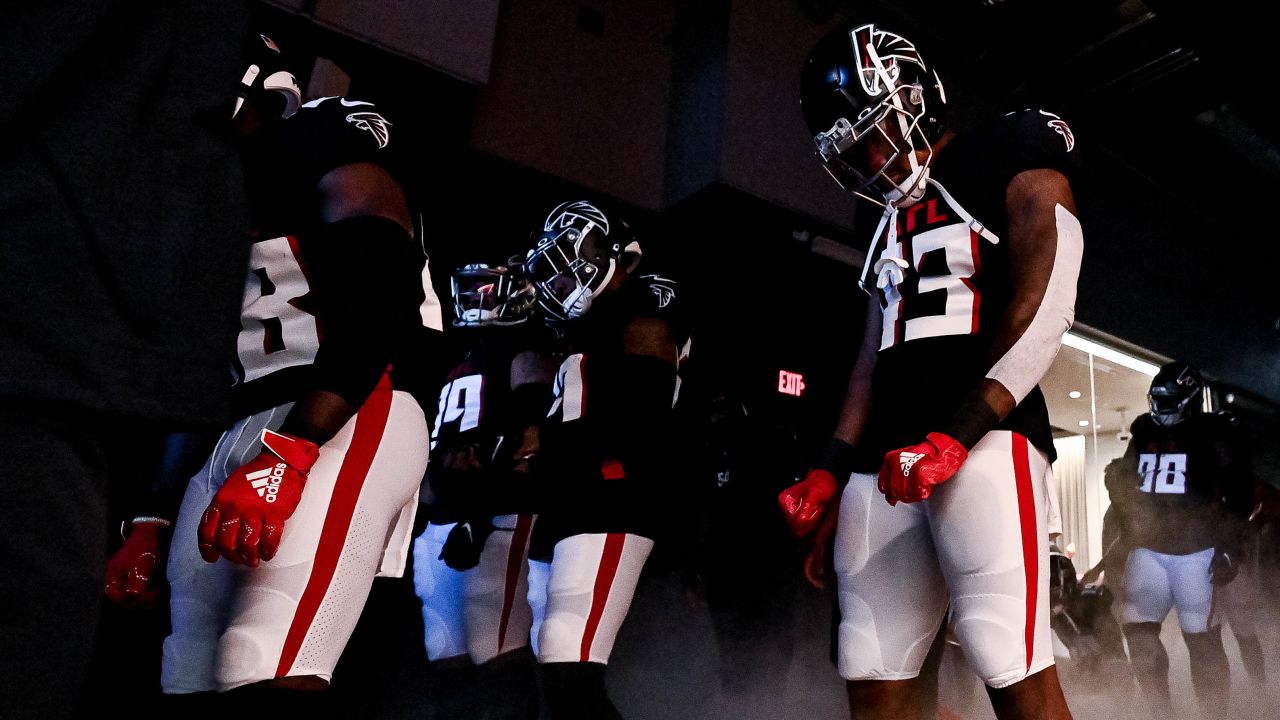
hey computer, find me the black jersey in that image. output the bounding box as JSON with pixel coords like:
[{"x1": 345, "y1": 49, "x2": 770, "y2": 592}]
[
  {"x1": 1107, "y1": 413, "x2": 1253, "y2": 556},
  {"x1": 544, "y1": 271, "x2": 692, "y2": 431},
  {"x1": 532, "y1": 271, "x2": 691, "y2": 548},
  {"x1": 856, "y1": 109, "x2": 1081, "y2": 466},
  {"x1": 231, "y1": 97, "x2": 443, "y2": 416},
  {"x1": 427, "y1": 326, "x2": 555, "y2": 522}
]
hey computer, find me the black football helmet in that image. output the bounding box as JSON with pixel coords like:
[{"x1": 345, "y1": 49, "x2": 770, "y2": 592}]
[
  {"x1": 526, "y1": 200, "x2": 641, "y2": 321},
  {"x1": 800, "y1": 23, "x2": 946, "y2": 207},
  {"x1": 1148, "y1": 361, "x2": 1205, "y2": 427},
  {"x1": 233, "y1": 34, "x2": 302, "y2": 120},
  {"x1": 450, "y1": 261, "x2": 537, "y2": 327}
]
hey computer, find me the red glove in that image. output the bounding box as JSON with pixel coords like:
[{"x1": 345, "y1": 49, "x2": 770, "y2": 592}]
[
  {"x1": 198, "y1": 429, "x2": 320, "y2": 567},
  {"x1": 778, "y1": 469, "x2": 839, "y2": 537},
  {"x1": 104, "y1": 517, "x2": 172, "y2": 608},
  {"x1": 878, "y1": 432, "x2": 968, "y2": 506}
]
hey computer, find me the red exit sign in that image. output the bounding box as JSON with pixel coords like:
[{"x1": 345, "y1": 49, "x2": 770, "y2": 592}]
[{"x1": 778, "y1": 370, "x2": 806, "y2": 397}]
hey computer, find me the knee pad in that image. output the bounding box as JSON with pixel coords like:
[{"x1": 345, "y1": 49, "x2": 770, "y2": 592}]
[
  {"x1": 422, "y1": 605, "x2": 469, "y2": 662},
  {"x1": 161, "y1": 632, "x2": 220, "y2": 695},
  {"x1": 214, "y1": 627, "x2": 271, "y2": 691},
  {"x1": 527, "y1": 559, "x2": 550, "y2": 658},
  {"x1": 414, "y1": 528, "x2": 469, "y2": 662}
]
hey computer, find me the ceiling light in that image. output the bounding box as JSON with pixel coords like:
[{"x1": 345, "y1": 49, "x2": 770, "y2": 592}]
[
  {"x1": 1078, "y1": 420, "x2": 1090, "y2": 427},
  {"x1": 1061, "y1": 332, "x2": 1160, "y2": 376},
  {"x1": 1068, "y1": 390, "x2": 1082, "y2": 399}
]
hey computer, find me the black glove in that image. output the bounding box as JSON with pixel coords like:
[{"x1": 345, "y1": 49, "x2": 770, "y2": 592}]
[
  {"x1": 440, "y1": 518, "x2": 495, "y2": 571},
  {"x1": 1209, "y1": 548, "x2": 1239, "y2": 587}
]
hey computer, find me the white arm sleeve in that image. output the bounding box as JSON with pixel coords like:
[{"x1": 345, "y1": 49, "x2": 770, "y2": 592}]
[{"x1": 985, "y1": 203, "x2": 1082, "y2": 402}]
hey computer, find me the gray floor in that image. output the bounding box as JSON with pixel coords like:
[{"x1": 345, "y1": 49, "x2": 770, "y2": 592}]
[{"x1": 605, "y1": 572, "x2": 1280, "y2": 720}]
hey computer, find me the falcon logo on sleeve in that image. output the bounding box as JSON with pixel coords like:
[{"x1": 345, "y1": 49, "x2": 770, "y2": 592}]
[
  {"x1": 1041, "y1": 111, "x2": 1075, "y2": 152},
  {"x1": 643, "y1": 275, "x2": 677, "y2": 309},
  {"x1": 346, "y1": 111, "x2": 392, "y2": 149},
  {"x1": 899, "y1": 450, "x2": 925, "y2": 477}
]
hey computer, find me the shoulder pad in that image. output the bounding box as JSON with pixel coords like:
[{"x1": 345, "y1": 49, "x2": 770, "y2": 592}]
[
  {"x1": 993, "y1": 108, "x2": 1081, "y2": 180},
  {"x1": 638, "y1": 273, "x2": 679, "y2": 313},
  {"x1": 627, "y1": 272, "x2": 690, "y2": 345},
  {"x1": 277, "y1": 96, "x2": 399, "y2": 186}
]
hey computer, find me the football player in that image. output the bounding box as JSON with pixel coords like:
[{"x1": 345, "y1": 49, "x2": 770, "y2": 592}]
[
  {"x1": 1107, "y1": 361, "x2": 1254, "y2": 718},
  {"x1": 779, "y1": 23, "x2": 1081, "y2": 720},
  {"x1": 106, "y1": 35, "x2": 444, "y2": 713},
  {"x1": 1, "y1": 7, "x2": 251, "y2": 718},
  {"x1": 523, "y1": 200, "x2": 690, "y2": 720},
  {"x1": 413, "y1": 261, "x2": 556, "y2": 720}
]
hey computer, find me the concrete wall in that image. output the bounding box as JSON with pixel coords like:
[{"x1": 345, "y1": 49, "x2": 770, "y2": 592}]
[
  {"x1": 717, "y1": 0, "x2": 853, "y2": 229},
  {"x1": 266, "y1": 0, "x2": 501, "y2": 84},
  {"x1": 470, "y1": 0, "x2": 676, "y2": 211}
]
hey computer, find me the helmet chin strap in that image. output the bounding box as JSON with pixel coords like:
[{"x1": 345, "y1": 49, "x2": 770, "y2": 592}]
[{"x1": 562, "y1": 258, "x2": 617, "y2": 319}]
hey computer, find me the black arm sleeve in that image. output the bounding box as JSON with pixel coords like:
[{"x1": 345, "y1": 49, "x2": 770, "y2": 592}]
[
  {"x1": 305, "y1": 215, "x2": 424, "y2": 408},
  {"x1": 589, "y1": 353, "x2": 680, "y2": 481}
]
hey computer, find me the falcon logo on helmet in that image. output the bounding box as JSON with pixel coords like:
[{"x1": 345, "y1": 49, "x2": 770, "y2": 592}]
[
  {"x1": 800, "y1": 23, "x2": 948, "y2": 208},
  {"x1": 527, "y1": 201, "x2": 640, "y2": 321},
  {"x1": 851, "y1": 25, "x2": 925, "y2": 97}
]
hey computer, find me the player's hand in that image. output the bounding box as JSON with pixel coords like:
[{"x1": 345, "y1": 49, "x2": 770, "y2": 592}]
[
  {"x1": 104, "y1": 517, "x2": 172, "y2": 608},
  {"x1": 778, "y1": 469, "x2": 839, "y2": 537},
  {"x1": 1209, "y1": 548, "x2": 1239, "y2": 586},
  {"x1": 803, "y1": 507, "x2": 840, "y2": 589},
  {"x1": 878, "y1": 432, "x2": 967, "y2": 505},
  {"x1": 198, "y1": 429, "x2": 320, "y2": 567}
]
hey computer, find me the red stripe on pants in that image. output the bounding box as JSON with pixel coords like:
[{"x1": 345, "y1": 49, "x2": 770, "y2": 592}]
[
  {"x1": 580, "y1": 534, "x2": 625, "y2": 662},
  {"x1": 1011, "y1": 434, "x2": 1038, "y2": 674},
  {"x1": 497, "y1": 515, "x2": 534, "y2": 651},
  {"x1": 275, "y1": 375, "x2": 394, "y2": 677}
]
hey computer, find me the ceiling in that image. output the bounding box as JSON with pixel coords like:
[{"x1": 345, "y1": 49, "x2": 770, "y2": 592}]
[{"x1": 1041, "y1": 340, "x2": 1155, "y2": 464}]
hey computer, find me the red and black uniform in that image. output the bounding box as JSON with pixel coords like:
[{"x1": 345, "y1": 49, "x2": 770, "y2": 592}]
[
  {"x1": 425, "y1": 327, "x2": 556, "y2": 525},
  {"x1": 531, "y1": 272, "x2": 691, "y2": 555},
  {"x1": 414, "y1": 325, "x2": 556, "y2": 667},
  {"x1": 163, "y1": 97, "x2": 443, "y2": 694},
  {"x1": 854, "y1": 109, "x2": 1082, "y2": 469},
  {"x1": 527, "y1": 271, "x2": 690, "y2": 675},
  {"x1": 833, "y1": 109, "x2": 1083, "y2": 690},
  {"x1": 233, "y1": 96, "x2": 441, "y2": 414}
]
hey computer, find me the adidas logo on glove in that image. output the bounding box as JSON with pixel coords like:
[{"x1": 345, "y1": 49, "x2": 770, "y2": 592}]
[
  {"x1": 246, "y1": 462, "x2": 288, "y2": 503},
  {"x1": 899, "y1": 451, "x2": 925, "y2": 477}
]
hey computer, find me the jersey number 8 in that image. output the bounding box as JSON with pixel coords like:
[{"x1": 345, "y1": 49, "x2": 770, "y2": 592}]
[{"x1": 235, "y1": 236, "x2": 320, "y2": 383}]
